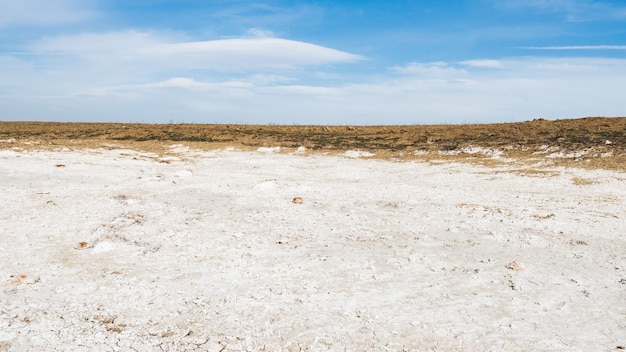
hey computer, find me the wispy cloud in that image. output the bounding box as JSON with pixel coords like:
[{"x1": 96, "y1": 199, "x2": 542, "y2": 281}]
[
  {"x1": 490, "y1": 0, "x2": 626, "y2": 21},
  {"x1": 0, "y1": 0, "x2": 95, "y2": 28},
  {"x1": 493, "y1": 0, "x2": 583, "y2": 12},
  {"x1": 246, "y1": 28, "x2": 276, "y2": 38},
  {"x1": 391, "y1": 62, "x2": 467, "y2": 78},
  {"x1": 207, "y1": 2, "x2": 324, "y2": 35},
  {"x1": 523, "y1": 45, "x2": 626, "y2": 50},
  {"x1": 460, "y1": 59, "x2": 503, "y2": 68},
  {"x1": 3, "y1": 55, "x2": 624, "y2": 124}
]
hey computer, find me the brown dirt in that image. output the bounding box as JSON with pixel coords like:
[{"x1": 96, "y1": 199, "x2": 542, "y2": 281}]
[{"x1": 1, "y1": 117, "x2": 625, "y2": 171}]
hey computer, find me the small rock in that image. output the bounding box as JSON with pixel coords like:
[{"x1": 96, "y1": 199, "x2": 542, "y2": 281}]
[
  {"x1": 506, "y1": 260, "x2": 525, "y2": 271},
  {"x1": 569, "y1": 239, "x2": 588, "y2": 246},
  {"x1": 74, "y1": 241, "x2": 91, "y2": 250},
  {"x1": 9, "y1": 274, "x2": 39, "y2": 285},
  {"x1": 292, "y1": 197, "x2": 303, "y2": 204}
]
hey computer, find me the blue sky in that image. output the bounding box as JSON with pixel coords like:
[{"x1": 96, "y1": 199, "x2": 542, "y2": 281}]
[{"x1": 1, "y1": 0, "x2": 625, "y2": 124}]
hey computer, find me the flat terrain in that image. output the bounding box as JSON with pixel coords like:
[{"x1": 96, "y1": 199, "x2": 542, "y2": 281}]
[
  {"x1": 1, "y1": 118, "x2": 625, "y2": 351},
  {"x1": 1, "y1": 117, "x2": 625, "y2": 170}
]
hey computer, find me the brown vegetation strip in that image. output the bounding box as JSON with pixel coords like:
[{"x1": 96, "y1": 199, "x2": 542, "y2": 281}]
[{"x1": 1, "y1": 117, "x2": 625, "y2": 171}]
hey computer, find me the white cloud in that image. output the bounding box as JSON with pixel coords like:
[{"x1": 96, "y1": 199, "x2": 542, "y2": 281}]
[
  {"x1": 0, "y1": 0, "x2": 94, "y2": 28},
  {"x1": 154, "y1": 77, "x2": 213, "y2": 89},
  {"x1": 31, "y1": 30, "x2": 363, "y2": 71},
  {"x1": 391, "y1": 61, "x2": 468, "y2": 77},
  {"x1": 2, "y1": 52, "x2": 625, "y2": 124},
  {"x1": 245, "y1": 74, "x2": 295, "y2": 85},
  {"x1": 152, "y1": 37, "x2": 362, "y2": 68},
  {"x1": 510, "y1": 56, "x2": 622, "y2": 74},
  {"x1": 246, "y1": 28, "x2": 276, "y2": 38},
  {"x1": 460, "y1": 59, "x2": 503, "y2": 68}
]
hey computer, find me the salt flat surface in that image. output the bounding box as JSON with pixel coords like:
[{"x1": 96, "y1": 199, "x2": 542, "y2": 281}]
[{"x1": 0, "y1": 147, "x2": 625, "y2": 351}]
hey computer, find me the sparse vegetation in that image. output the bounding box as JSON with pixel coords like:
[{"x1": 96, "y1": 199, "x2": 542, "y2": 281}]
[{"x1": 1, "y1": 117, "x2": 625, "y2": 170}]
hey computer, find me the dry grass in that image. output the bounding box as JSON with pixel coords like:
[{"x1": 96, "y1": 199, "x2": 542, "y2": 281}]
[
  {"x1": 571, "y1": 177, "x2": 597, "y2": 186},
  {"x1": 1, "y1": 117, "x2": 625, "y2": 171}
]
